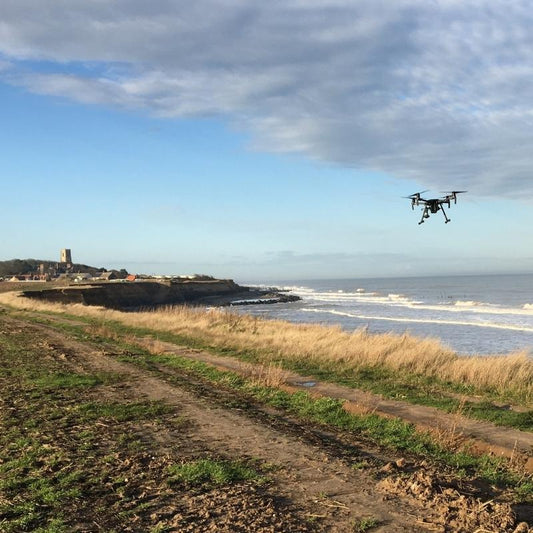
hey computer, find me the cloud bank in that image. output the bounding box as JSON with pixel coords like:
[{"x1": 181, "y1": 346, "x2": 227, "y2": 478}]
[{"x1": 2, "y1": 0, "x2": 533, "y2": 196}]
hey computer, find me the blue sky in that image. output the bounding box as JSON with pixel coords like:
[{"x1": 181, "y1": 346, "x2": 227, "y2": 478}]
[{"x1": 1, "y1": 1, "x2": 533, "y2": 282}]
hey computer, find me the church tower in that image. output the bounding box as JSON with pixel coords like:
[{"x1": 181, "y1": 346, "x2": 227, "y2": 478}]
[{"x1": 60, "y1": 248, "x2": 72, "y2": 264}]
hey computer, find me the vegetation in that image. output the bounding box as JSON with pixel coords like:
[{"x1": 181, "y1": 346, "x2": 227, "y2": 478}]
[
  {"x1": 115, "y1": 347, "x2": 530, "y2": 492},
  {"x1": 1, "y1": 293, "x2": 532, "y2": 531},
  {"x1": 0, "y1": 258, "x2": 127, "y2": 278},
  {"x1": 2, "y1": 291, "x2": 531, "y2": 408},
  {"x1": 352, "y1": 517, "x2": 381, "y2": 532},
  {"x1": 0, "y1": 314, "x2": 273, "y2": 532},
  {"x1": 167, "y1": 459, "x2": 263, "y2": 487},
  {"x1": 0, "y1": 258, "x2": 46, "y2": 276}
]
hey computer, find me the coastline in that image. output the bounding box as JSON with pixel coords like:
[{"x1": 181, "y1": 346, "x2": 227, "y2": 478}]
[
  {"x1": 234, "y1": 275, "x2": 533, "y2": 356},
  {"x1": 11, "y1": 279, "x2": 300, "y2": 310}
]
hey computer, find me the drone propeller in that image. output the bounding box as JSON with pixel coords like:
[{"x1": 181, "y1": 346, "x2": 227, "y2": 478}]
[
  {"x1": 403, "y1": 190, "x2": 429, "y2": 199},
  {"x1": 441, "y1": 190, "x2": 467, "y2": 204},
  {"x1": 403, "y1": 190, "x2": 428, "y2": 210}
]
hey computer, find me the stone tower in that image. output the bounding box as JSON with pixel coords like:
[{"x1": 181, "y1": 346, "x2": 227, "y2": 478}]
[{"x1": 60, "y1": 248, "x2": 72, "y2": 264}]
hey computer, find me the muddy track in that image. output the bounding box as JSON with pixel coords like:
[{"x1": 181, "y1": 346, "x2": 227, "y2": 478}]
[{"x1": 6, "y1": 313, "x2": 532, "y2": 532}]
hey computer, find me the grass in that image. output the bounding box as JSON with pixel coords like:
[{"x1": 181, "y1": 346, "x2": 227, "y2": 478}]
[
  {"x1": 0, "y1": 312, "x2": 293, "y2": 532},
  {"x1": 0, "y1": 319, "x2": 154, "y2": 531},
  {"x1": 3, "y1": 291, "x2": 532, "y2": 408},
  {"x1": 167, "y1": 458, "x2": 264, "y2": 487},
  {"x1": 353, "y1": 517, "x2": 381, "y2": 532},
  {"x1": 2, "y1": 296, "x2": 533, "y2": 504},
  {"x1": 3, "y1": 303, "x2": 533, "y2": 484},
  {"x1": 29, "y1": 371, "x2": 120, "y2": 389},
  {"x1": 24, "y1": 308, "x2": 533, "y2": 431}
]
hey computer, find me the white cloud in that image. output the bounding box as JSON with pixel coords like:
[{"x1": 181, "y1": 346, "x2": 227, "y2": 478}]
[{"x1": 2, "y1": 1, "x2": 533, "y2": 196}]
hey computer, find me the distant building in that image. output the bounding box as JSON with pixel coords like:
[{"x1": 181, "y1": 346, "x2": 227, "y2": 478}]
[
  {"x1": 60, "y1": 248, "x2": 72, "y2": 264},
  {"x1": 99, "y1": 271, "x2": 118, "y2": 281},
  {"x1": 74, "y1": 273, "x2": 92, "y2": 282}
]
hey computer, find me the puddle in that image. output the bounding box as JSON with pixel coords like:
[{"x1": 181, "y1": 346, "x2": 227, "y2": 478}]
[{"x1": 295, "y1": 381, "x2": 317, "y2": 388}]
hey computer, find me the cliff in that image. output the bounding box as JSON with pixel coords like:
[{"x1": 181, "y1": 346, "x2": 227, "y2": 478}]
[{"x1": 21, "y1": 279, "x2": 299, "y2": 310}]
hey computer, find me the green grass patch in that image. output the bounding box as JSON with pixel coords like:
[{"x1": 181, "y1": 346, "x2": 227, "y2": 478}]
[
  {"x1": 353, "y1": 517, "x2": 381, "y2": 532},
  {"x1": 0, "y1": 437, "x2": 82, "y2": 533},
  {"x1": 167, "y1": 458, "x2": 263, "y2": 487},
  {"x1": 29, "y1": 371, "x2": 121, "y2": 390},
  {"x1": 0, "y1": 316, "x2": 184, "y2": 531}
]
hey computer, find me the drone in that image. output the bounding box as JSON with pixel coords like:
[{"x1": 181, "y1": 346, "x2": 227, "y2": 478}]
[{"x1": 404, "y1": 190, "x2": 467, "y2": 225}]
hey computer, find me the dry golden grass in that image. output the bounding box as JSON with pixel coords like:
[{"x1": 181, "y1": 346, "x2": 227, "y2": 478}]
[
  {"x1": 239, "y1": 361, "x2": 290, "y2": 388},
  {"x1": 2, "y1": 291, "x2": 532, "y2": 403}
]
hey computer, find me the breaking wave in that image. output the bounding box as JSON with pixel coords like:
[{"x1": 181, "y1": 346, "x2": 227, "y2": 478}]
[
  {"x1": 299, "y1": 308, "x2": 533, "y2": 333},
  {"x1": 285, "y1": 287, "x2": 533, "y2": 317}
]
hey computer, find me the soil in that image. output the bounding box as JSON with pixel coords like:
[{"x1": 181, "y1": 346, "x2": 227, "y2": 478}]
[{"x1": 1, "y1": 311, "x2": 532, "y2": 532}]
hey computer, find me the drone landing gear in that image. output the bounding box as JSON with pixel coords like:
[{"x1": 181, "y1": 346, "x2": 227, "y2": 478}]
[
  {"x1": 418, "y1": 207, "x2": 429, "y2": 225},
  {"x1": 441, "y1": 205, "x2": 451, "y2": 224}
]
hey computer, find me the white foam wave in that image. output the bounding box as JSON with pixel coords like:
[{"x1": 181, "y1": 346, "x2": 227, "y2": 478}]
[
  {"x1": 413, "y1": 302, "x2": 533, "y2": 316},
  {"x1": 289, "y1": 288, "x2": 420, "y2": 305},
  {"x1": 454, "y1": 300, "x2": 483, "y2": 307},
  {"x1": 299, "y1": 308, "x2": 533, "y2": 333},
  {"x1": 287, "y1": 287, "x2": 533, "y2": 317}
]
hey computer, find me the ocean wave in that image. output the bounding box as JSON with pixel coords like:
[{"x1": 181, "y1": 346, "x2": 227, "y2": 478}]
[
  {"x1": 288, "y1": 288, "x2": 420, "y2": 305},
  {"x1": 288, "y1": 287, "x2": 533, "y2": 317},
  {"x1": 410, "y1": 302, "x2": 533, "y2": 316},
  {"x1": 454, "y1": 300, "x2": 484, "y2": 307},
  {"x1": 299, "y1": 308, "x2": 533, "y2": 333}
]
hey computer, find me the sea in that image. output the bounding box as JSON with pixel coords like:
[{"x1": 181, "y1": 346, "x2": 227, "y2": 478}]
[{"x1": 237, "y1": 274, "x2": 533, "y2": 355}]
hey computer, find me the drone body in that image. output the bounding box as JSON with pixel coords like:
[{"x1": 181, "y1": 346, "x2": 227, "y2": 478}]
[{"x1": 404, "y1": 190, "x2": 467, "y2": 225}]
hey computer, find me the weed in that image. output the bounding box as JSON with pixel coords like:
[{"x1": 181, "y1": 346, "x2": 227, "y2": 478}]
[
  {"x1": 353, "y1": 516, "x2": 381, "y2": 531},
  {"x1": 352, "y1": 460, "x2": 370, "y2": 470}
]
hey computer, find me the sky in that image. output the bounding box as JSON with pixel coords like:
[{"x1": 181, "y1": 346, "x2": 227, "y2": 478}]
[{"x1": 1, "y1": 1, "x2": 533, "y2": 282}]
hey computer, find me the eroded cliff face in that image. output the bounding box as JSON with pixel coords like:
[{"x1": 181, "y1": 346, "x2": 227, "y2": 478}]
[{"x1": 22, "y1": 279, "x2": 251, "y2": 310}]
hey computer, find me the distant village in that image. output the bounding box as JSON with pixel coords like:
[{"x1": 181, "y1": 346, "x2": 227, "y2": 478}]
[{"x1": 2, "y1": 249, "x2": 210, "y2": 284}]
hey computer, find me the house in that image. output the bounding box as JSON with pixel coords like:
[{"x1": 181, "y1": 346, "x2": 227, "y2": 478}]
[
  {"x1": 74, "y1": 273, "x2": 92, "y2": 282},
  {"x1": 99, "y1": 271, "x2": 118, "y2": 281}
]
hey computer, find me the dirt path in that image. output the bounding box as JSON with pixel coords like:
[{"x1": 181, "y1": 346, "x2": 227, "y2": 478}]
[
  {"x1": 4, "y1": 313, "x2": 531, "y2": 532},
  {"x1": 17, "y1": 317, "x2": 427, "y2": 531},
  {"x1": 136, "y1": 337, "x2": 533, "y2": 462}
]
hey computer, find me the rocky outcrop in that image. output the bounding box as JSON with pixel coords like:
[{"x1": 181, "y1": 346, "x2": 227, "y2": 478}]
[{"x1": 22, "y1": 279, "x2": 299, "y2": 310}]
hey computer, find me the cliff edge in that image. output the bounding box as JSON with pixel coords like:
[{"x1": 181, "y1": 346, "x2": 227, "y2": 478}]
[{"x1": 22, "y1": 279, "x2": 299, "y2": 310}]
